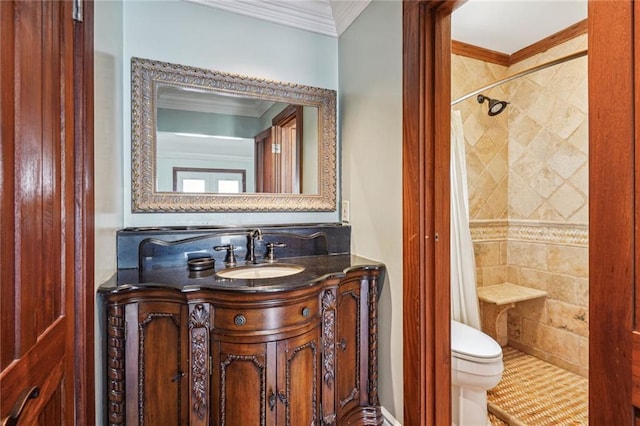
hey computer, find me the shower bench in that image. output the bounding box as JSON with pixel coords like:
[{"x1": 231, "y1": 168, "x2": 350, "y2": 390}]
[{"x1": 477, "y1": 283, "x2": 547, "y2": 346}]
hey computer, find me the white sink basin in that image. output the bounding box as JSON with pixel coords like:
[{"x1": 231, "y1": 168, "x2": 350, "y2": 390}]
[{"x1": 216, "y1": 263, "x2": 305, "y2": 280}]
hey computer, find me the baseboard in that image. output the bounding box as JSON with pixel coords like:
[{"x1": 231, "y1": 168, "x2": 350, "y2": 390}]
[{"x1": 381, "y1": 406, "x2": 402, "y2": 426}]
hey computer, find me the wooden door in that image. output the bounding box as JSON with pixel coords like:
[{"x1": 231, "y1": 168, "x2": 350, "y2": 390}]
[
  {"x1": 125, "y1": 300, "x2": 189, "y2": 425},
  {"x1": 255, "y1": 127, "x2": 277, "y2": 193},
  {"x1": 212, "y1": 340, "x2": 276, "y2": 426},
  {"x1": 335, "y1": 278, "x2": 363, "y2": 419},
  {"x1": 0, "y1": 0, "x2": 94, "y2": 424},
  {"x1": 272, "y1": 105, "x2": 302, "y2": 194},
  {"x1": 277, "y1": 329, "x2": 320, "y2": 426}
]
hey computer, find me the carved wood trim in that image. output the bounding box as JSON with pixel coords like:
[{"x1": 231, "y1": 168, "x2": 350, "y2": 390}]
[
  {"x1": 322, "y1": 290, "x2": 337, "y2": 386},
  {"x1": 286, "y1": 340, "x2": 318, "y2": 425},
  {"x1": 138, "y1": 312, "x2": 182, "y2": 426},
  {"x1": 219, "y1": 354, "x2": 266, "y2": 426},
  {"x1": 368, "y1": 276, "x2": 380, "y2": 406},
  {"x1": 189, "y1": 304, "x2": 210, "y2": 420},
  {"x1": 107, "y1": 304, "x2": 126, "y2": 426}
]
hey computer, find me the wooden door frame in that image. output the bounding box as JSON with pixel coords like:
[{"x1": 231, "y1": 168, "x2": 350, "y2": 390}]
[
  {"x1": 73, "y1": 0, "x2": 95, "y2": 423},
  {"x1": 403, "y1": 1, "x2": 635, "y2": 424}
]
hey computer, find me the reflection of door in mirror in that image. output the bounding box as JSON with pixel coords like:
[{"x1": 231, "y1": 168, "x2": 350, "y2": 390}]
[{"x1": 255, "y1": 105, "x2": 302, "y2": 193}]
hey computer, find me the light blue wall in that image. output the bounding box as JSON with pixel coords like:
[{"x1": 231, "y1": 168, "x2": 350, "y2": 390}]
[
  {"x1": 122, "y1": 0, "x2": 339, "y2": 227},
  {"x1": 339, "y1": 0, "x2": 403, "y2": 421},
  {"x1": 94, "y1": 1, "x2": 125, "y2": 423}
]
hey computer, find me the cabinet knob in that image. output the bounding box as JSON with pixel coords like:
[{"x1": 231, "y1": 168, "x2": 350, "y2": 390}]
[
  {"x1": 301, "y1": 307, "x2": 311, "y2": 317},
  {"x1": 234, "y1": 314, "x2": 247, "y2": 326}
]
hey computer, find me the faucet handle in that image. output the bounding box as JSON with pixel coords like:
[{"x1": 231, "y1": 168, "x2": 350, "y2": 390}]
[
  {"x1": 264, "y1": 242, "x2": 287, "y2": 263},
  {"x1": 214, "y1": 244, "x2": 238, "y2": 266}
]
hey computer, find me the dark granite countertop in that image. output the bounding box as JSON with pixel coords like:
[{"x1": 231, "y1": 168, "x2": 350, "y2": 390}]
[{"x1": 101, "y1": 254, "x2": 384, "y2": 294}]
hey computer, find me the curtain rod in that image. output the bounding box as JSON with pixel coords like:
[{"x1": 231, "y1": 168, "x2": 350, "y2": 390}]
[{"x1": 450, "y1": 49, "x2": 588, "y2": 106}]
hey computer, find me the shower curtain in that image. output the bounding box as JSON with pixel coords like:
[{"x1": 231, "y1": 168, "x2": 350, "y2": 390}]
[{"x1": 450, "y1": 110, "x2": 481, "y2": 329}]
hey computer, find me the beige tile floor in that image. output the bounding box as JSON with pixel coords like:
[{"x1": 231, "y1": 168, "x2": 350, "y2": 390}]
[{"x1": 487, "y1": 346, "x2": 587, "y2": 425}]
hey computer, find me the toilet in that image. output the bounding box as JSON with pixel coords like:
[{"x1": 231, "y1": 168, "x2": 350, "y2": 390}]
[{"x1": 451, "y1": 320, "x2": 504, "y2": 426}]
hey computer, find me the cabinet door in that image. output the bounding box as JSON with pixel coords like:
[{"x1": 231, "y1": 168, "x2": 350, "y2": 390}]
[
  {"x1": 276, "y1": 328, "x2": 321, "y2": 426},
  {"x1": 212, "y1": 340, "x2": 276, "y2": 426},
  {"x1": 335, "y1": 278, "x2": 365, "y2": 418},
  {"x1": 125, "y1": 301, "x2": 189, "y2": 425}
]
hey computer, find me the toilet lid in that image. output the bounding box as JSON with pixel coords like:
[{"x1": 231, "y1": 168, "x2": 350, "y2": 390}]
[{"x1": 451, "y1": 320, "x2": 502, "y2": 361}]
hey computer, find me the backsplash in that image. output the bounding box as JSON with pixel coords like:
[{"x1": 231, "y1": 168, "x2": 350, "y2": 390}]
[{"x1": 117, "y1": 223, "x2": 350, "y2": 270}]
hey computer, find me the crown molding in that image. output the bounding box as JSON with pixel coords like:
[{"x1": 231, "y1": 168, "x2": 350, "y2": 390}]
[
  {"x1": 184, "y1": 0, "x2": 371, "y2": 38},
  {"x1": 331, "y1": 0, "x2": 371, "y2": 36},
  {"x1": 185, "y1": 0, "x2": 338, "y2": 37}
]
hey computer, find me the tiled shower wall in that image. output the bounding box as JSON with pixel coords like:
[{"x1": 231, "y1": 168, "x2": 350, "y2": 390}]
[{"x1": 452, "y1": 35, "x2": 589, "y2": 377}]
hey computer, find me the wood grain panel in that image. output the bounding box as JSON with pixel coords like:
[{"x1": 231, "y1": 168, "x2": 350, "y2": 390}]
[
  {"x1": 403, "y1": 1, "x2": 461, "y2": 425},
  {"x1": 589, "y1": 1, "x2": 633, "y2": 423}
]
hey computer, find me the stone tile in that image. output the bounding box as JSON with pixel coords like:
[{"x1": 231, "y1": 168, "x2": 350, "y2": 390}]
[
  {"x1": 547, "y1": 245, "x2": 589, "y2": 277},
  {"x1": 568, "y1": 119, "x2": 589, "y2": 154},
  {"x1": 507, "y1": 241, "x2": 548, "y2": 269},
  {"x1": 516, "y1": 267, "x2": 551, "y2": 293},
  {"x1": 547, "y1": 143, "x2": 587, "y2": 180},
  {"x1": 534, "y1": 322, "x2": 581, "y2": 363},
  {"x1": 482, "y1": 266, "x2": 508, "y2": 286},
  {"x1": 546, "y1": 299, "x2": 589, "y2": 337},
  {"x1": 575, "y1": 278, "x2": 589, "y2": 307},
  {"x1": 473, "y1": 135, "x2": 501, "y2": 166},
  {"x1": 578, "y1": 336, "x2": 589, "y2": 369},
  {"x1": 462, "y1": 113, "x2": 484, "y2": 147},
  {"x1": 548, "y1": 274, "x2": 580, "y2": 305},
  {"x1": 529, "y1": 166, "x2": 564, "y2": 199},
  {"x1": 474, "y1": 241, "x2": 502, "y2": 267},
  {"x1": 547, "y1": 183, "x2": 586, "y2": 220},
  {"x1": 486, "y1": 152, "x2": 508, "y2": 182},
  {"x1": 545, "y1": 100, "x2": 586, "y2": 140},
  {"x1": 508, "y1": 174, "x2": 543, "y2": 219}
]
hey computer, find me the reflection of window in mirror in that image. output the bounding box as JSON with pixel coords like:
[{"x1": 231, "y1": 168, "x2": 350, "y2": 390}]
[
  {"x1": 173, "y1": 167, "x2": 246, "y2": 194},
  {"x1": 182, "y1": 179, "x2": 206, "y2": 193},
  {"x1": 218, "y1": 180, "x2": 240, "y2": 194}
]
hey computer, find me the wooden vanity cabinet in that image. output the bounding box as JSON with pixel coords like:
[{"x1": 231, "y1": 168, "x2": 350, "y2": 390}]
[
  {"x1": 209, "y1": 328, "x2": 321, "y2": 426},
  {"x1": 105, "y1": 288, "x2": 189, "y2": 425},
  {"x1": 199, "y1": 285, "x2": 323, "y2": 426},
  {"x1": 104, "y1": 266, "x2": 383, "y2": 425}
]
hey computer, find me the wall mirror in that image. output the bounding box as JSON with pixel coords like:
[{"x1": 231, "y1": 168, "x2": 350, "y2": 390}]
[{"x1": 131, "y1": 57, "x2": 337, "y2": 212}]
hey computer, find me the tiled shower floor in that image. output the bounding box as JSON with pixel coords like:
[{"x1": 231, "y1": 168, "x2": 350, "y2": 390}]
[{"x1": 487, "y1": 346, "x2": 588, "y2": 425}]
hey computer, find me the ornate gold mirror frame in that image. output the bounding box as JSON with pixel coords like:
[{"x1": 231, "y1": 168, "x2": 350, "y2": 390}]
[{"x1": 131, "y1": 57, "x2": 337, "y2": 212}]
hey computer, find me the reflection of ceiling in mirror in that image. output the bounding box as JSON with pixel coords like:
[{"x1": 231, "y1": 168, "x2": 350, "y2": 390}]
[{"x1": 157, "y1": 87, "x2": 276, "y2": 117}]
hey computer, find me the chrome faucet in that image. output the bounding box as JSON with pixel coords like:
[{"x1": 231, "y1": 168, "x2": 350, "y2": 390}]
[{"x1": 245, "y1": 228, "x2": 263, "y2": 264}]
